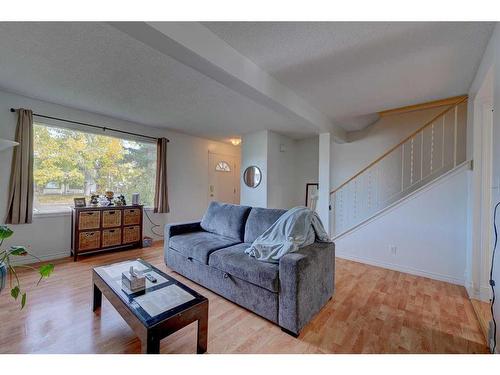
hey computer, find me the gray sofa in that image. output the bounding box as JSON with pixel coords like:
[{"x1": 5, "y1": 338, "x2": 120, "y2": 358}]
[{"x1": 164, "y1": 201, "x2": 335, "y2": 336}]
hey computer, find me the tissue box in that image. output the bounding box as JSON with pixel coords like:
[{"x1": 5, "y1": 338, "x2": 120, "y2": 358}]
[{"x1": 122, "y1": 271, "x2": 146, "y2": 292}]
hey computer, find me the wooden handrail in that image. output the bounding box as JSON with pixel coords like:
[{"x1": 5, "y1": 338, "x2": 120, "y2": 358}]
[
  {"x1": 330, "y1": 95, "x2": 468, "y2": 195},
  {"x1": 378, "y1": 95, "x2": 468, "y2": 117}
]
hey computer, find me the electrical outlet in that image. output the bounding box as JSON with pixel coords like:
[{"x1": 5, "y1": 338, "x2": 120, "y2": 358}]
[{"x1": 390, "y1": 245, "x2": 397, "y2": 256}]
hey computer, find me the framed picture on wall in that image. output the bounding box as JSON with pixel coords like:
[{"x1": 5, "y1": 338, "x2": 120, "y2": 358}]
[{"x1": 305, "y1": 183, "x2": 319, "y2": 210}]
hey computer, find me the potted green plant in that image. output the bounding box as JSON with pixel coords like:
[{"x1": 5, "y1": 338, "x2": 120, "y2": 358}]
[{"x1": 0, "y1": 225, "x2": 54, "y2": 308}]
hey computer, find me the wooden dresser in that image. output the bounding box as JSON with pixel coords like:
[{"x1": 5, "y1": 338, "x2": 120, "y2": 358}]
[{"x1": 71, "y1": 205, "x2": 143, "y2": 261}]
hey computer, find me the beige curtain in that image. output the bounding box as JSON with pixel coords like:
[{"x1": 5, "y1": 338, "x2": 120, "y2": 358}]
[
  {"x1": 5, "y1": 109, "x2": 34, "y2": 224},
  {"x1": 154, "y1": 137, "x2": 170, "y2": 213}
]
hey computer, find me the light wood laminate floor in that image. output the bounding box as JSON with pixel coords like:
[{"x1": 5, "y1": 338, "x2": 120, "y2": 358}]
[
  {"x1": 471, "y1": 298, "x2": 493, "y2": 344},
  {"x1": 0, "y1": 244, "x2": 488, "y2": 353}
]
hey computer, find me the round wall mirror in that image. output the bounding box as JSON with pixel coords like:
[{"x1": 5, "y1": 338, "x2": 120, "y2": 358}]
[{"x1": 243, "y1": 166, "x2": 262, "y2": 188}]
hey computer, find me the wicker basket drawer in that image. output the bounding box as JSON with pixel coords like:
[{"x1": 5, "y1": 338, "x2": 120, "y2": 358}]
[
  {"x1": 123, "y1": 209, "x2": 141, "y2": 225},
  {"x1": 123, "y1": 226, "x2": 140, "y2": 244},
  {"x1": 102, "y1": 209, "x2": 121, "y2": 228},
  {"x1": 102, "y1": 228, "x2": 122, "y2": 248},
  {"x1": 78, "y1": 231, "x2": 101, "y2": 251},
  {"x1": 78, "y1": 211, "x2": 101, "y2": 230}
]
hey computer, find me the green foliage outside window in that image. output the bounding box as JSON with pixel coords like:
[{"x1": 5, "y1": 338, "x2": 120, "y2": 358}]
[{"x1": 33, "y1": 124, "x2": 156, "y2": 211}]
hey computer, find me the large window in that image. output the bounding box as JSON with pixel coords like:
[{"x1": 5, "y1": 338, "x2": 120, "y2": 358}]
[{"x1": 33, "y1": 123, "x2": 156, "y2": 213}]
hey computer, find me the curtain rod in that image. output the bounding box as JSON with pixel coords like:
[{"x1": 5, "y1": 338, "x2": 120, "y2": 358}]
[{"x1": 9, "y1": 108, "x2": 169, "y2": 143}]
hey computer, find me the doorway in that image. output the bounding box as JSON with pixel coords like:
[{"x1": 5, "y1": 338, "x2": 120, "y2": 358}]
[{"x1": 208, "y1": 152, "x2": 240, "y2": 204}]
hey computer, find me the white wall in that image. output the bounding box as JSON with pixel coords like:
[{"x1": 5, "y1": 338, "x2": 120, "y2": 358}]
[
  {"x1": 240, "y1": 130, "x2": 268, "y2": 208},
  {"x1": 0, "y1": 89, "x2": 240, "y2": 262},
  {"x1": 335, "y1": 164, "x2": 470, "y2": 285},
  {"x1": 267, "y1": 131, "x2": 297, "y2": 209},
  {"x1": 294, "y1": 136, "x2": 319, "y2": 206},
  {"x1": 241, "y1": 130, "x2": 319, "y2": 209},
  {"x1": 318, "y1": 133, "x2": 331, "y2": 229}
]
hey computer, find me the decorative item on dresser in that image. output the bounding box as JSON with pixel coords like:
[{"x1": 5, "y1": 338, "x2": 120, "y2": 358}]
[{"x1": 71, "y1": 205, "x2": 144, "y2": 261}]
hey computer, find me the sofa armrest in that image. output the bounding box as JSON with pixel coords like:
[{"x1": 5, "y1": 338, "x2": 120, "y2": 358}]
[
  {"x1": 278, "y1": 241, "x2": 335, "y2": 335},
  {"x1": 164, "y1": 221, "x2": 202, "y2": 253},
  {"x1": 166, "y1": 221, "x2": 202, "y2": 238}
]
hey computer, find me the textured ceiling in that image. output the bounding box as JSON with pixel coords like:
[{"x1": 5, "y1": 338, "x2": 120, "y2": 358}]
[
  {"x1": 0, "y1": 22, "x2": 309, "y2": 140},
  {"x1": 0, "y1": 22, "x2": 495, "y2": 138},
  {"x1": 204, "y1": 22, "x2": 495, "y2": 130}
]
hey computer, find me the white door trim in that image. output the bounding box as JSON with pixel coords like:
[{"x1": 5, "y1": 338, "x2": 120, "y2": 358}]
[
  {"x1": 468, "y1": 66, "x2": 494, "y2": 301},
  {"x1": 208, "y1": 151, "x2": 240, "y2": 205}
]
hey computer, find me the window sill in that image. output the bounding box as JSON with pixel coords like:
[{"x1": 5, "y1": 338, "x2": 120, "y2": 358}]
[{"x1": 33, "y1": 210, "x2": 72, "y2": 219}]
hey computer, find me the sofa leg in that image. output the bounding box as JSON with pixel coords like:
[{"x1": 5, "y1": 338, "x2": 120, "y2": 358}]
[{"x1": 281, "y1": 327, "x2": 299, "y2": 338}]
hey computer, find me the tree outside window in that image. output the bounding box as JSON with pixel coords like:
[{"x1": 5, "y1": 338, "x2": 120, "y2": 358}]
[{"x1": 33, "y1": 124, "x2": 156, "y2": 213}]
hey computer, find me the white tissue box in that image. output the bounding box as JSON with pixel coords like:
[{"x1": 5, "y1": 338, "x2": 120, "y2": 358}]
[{"x1": 122, "y1": 271, "x2": 146, "y2": 292}]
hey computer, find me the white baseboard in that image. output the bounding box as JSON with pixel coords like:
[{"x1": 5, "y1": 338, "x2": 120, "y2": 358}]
[
  {"x1": 465, "y1": 281, "x2": 479, "y2": 299},
  {"x1": 336, "y1": 251, "x2": 465, "y2": 286},
  {"x1": 479, "y1": 285, "x2": 493, "y2": 301},
  {"x1": 10, "y1": 251, "x2": 70, "y2": 265},
  {"x1": 465, "y1": 280, "x2": 492, "y2": 301}
]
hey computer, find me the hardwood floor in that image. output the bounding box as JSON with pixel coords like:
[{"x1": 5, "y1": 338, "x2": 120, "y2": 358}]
[
  {"x1": 0, "y1": 244, "x2": 489, "y2": 354},
  {"x1": 471, "y1": 298, "x2": 493, "y2": 344}
]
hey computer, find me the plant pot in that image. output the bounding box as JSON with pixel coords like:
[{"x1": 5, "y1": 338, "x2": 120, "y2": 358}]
[{"x1": 0, "y1": 261, "x2": 6, "y2": 293}]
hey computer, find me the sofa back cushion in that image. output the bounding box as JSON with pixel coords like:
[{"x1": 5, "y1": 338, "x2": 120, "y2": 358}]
[
  {"x1": 244, "y1": 207, "x2": 287, "y2": 243},
  {"x1": 201, "y1": 201, "x2": 251, "y2": 241}
]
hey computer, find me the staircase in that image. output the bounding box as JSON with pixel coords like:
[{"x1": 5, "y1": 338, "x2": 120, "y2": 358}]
[{"x1": 330, "y1": 96, "x2": 468, "y2": 238}]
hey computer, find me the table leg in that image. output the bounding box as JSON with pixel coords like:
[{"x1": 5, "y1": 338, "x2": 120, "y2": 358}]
[
  {"x1": 92, "y1": 283, "x2": 102, "y2": 312},
  {"x1": 197, "y1": 310, "x2": 208, "y2": 354},
  {"x1": 142, "y1": 332, "x2": 160, "y2": 354}
]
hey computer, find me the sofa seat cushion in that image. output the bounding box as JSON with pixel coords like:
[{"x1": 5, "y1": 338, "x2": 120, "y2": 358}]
[
  {"x1": 244, "y1": 207, "x2": 287, "y2": 243},
  {"x1": 169, "y1": 231, "x2": 241, "y2": 264},
  {"x1": 209, "y1": 243, "x2": 279, "y2": 293},
  {"x1": 201, "y1": 201, "x2": 251, "y2": 241}
]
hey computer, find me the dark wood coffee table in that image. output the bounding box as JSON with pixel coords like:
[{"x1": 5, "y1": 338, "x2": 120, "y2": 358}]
[{"x1": 92, "y1": 259, "x2": 208, "y2": 354}]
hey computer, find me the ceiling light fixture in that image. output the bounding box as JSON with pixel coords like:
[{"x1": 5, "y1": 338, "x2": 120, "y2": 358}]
[{"x1": 230, "y1": 138, "x2": 242, "y2": 146}]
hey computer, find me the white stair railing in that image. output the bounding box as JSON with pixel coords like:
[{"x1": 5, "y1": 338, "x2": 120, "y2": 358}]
[{"x1": 330, "y1": 97, "x2": 468, "y2": 238}]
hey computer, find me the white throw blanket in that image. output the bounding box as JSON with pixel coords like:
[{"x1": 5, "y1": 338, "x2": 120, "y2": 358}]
[{"x1": 245, "y1": 206, "x2": 331, "y2": 263}]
